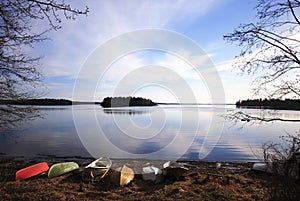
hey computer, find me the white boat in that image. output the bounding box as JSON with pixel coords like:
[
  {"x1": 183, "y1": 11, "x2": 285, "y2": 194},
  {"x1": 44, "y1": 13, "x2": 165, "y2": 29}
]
[
  {"x1": 142, "y1": 165, "x2": 163, "y2": 182},
  {"x1": 85, "y1": 157, "x2": 112, "y2": 180},
  {"x1": 85, "y1": 157, "x2": 112, "y2": 169},
  {"x1": 253, "y1": 162, "x2": 267, "y2": 171}
]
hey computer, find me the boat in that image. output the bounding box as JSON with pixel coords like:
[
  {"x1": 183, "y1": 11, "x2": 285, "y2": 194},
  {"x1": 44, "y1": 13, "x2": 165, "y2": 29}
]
[
  {"x1": 253, "y1": 162, "x2": 268, "y2": 172},
  {"x1": 16, "y1": 162, "x2": 49, "y2": 181},
  {"x1": 85, "y1": 157, "x2": 112, "y2": 169},
  {"x1": 110, "y1": 165, "x2": 134, "y2": 186},
  {"x1": 163, "y1": 161, "x2": 172, "y2": 169},
  {"x1": 253, "y1": 161, "x2": 299, "y2": 179},
  {"x1": 142, "y1": 165, "x2": 163, "y2": 183},
  {"x1": 48, "y1": 162, "x2": 79, "y2": 178},
  {"x1": 85, "y1": 157, "x2": 112, "y2": 180},
  {"x1": 162, "y1": 161, "x2": 188, "y2": 180}
]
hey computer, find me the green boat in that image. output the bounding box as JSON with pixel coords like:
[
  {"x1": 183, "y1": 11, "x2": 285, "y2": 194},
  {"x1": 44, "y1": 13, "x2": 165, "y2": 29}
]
[{"x1": 48, "y1": 162, "x2": 79, "y2": 178}]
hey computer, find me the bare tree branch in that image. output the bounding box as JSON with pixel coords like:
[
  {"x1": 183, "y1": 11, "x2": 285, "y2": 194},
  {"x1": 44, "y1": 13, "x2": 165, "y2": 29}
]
[
  {"x1": 224, "y1": 111, "x2": 300, "y2": 123},
  {"x1": 224, "y1": 0, "x2": 300, "y2": 99},
  {"x1": 0, "y1": 0, "x2": 88, "y2": 129},
  {"x1": 288, "y1": 0, "x2": 300, "y2": 24}
]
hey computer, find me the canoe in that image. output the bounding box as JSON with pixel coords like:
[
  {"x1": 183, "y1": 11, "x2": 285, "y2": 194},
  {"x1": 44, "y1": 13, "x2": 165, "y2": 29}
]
[
  {"x1": 48, "y1": 162, "x2": 79, "y2": 178},
  {"x1": 16, "y1": 162, "x2": 49, "y2": 181},
  {"x1": 85, "y1": 157, "x2": 112, "y2": 169},
  {"x1": 85, "y1": 157, "x2": 112, "y2": 180},
  {"x1": 110, "y1": 165, "x2": 134, "y2": 186}
]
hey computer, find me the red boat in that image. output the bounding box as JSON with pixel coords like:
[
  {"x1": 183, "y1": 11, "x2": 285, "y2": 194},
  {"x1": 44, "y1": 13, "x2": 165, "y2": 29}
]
[{"x1": 15, "y1": 162, "x2": 49, "y2": 181}]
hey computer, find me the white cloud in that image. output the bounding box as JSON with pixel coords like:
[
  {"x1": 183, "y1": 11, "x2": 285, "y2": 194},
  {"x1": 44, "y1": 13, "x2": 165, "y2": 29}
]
[
  {"x1": 40, "y1": 0, "x2": 228, "y2": 76},
  {"x1": 90, "y1": 48, "x2": 223, "y2": 103},
  {"x1": 211, "y1": 30, "x2": 300, "y2": 102},
  {"x1": 36, "y1": 0, "x2": 230, "y2": 100}
]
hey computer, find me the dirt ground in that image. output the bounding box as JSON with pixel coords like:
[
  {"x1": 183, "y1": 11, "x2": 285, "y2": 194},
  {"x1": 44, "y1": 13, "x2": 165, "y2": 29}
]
[{"x1": 0, "y1": 158, "x2": 292, "y2": 201}]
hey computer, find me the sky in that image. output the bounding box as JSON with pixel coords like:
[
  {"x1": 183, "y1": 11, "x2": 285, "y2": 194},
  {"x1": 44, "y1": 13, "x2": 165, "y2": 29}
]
[{"x1": 33, "y1": 0, "x2": 261, "y2": 103}]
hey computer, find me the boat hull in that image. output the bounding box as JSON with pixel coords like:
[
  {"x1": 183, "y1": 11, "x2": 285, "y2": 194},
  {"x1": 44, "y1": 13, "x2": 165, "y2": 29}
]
[{"x1": 16, "y1": 162, "x2": 49, "y2": 181}]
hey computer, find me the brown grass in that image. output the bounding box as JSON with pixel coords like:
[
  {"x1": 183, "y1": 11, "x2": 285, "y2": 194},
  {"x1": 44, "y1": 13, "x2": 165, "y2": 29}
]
[{"x1": 0, "y1": 160, "x2": 283, "y2": 201}]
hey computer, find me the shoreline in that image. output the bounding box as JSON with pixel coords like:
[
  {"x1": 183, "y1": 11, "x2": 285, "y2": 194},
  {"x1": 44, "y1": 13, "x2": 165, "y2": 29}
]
[
  {"x1": 0, "y1": 158, "x2": 277, "y2": 201},
  {"x1": 0, "y1": 155, "x2": 261, "y2": 164}
]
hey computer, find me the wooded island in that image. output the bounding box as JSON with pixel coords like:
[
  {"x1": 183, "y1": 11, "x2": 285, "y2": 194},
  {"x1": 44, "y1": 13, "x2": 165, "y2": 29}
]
[{"x1": 100, "y1": 97, "x2": 157, "y2": 108}]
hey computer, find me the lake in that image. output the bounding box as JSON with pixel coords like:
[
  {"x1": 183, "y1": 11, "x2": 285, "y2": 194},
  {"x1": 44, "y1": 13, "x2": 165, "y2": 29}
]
[{"x1": 0, "y1": 104, "x2": 299, "y2": 162}]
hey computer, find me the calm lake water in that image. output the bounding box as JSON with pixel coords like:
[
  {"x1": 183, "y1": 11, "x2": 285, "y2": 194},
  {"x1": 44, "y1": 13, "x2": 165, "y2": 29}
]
[{"x1": 0, "y1": 105, "x2": 299, "y2": 162}]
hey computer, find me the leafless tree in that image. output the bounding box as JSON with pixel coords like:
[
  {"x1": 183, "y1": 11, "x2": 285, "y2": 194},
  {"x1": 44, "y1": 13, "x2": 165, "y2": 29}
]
[
  {"x1": 0, "y1": 0, "x2": 88, "y2": 128},
  {"x1": 224, "y1": 0, "x2": 300, "y2": 99},
  {"x1": 225, "y1": 2, "x2": 300, "y2": 198},
  {"x1": 262, "y1": 133, "x2": 300, "y2": 201},
  {"x1": 223, "y1": 0, "x2": 300, "y2": 122}
]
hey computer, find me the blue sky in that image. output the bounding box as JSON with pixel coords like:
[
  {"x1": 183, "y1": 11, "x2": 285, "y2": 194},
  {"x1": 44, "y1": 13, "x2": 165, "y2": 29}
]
[{"x1": 34, "y1": 0, "x2": 260, "y2": 103}]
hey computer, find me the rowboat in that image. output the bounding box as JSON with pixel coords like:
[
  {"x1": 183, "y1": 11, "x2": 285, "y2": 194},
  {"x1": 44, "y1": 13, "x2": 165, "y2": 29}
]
[
  {"x1": 85, "y1": 157, "x2": 112, "y2": 180},
  {"x1": 162, "y1": 161, "x2": 188, "y2": 180},
  {"x1": 48, "y1": 162, "x2": 79, "y2": 178},
  {"x1": 142, "y1": 165, "x2": 163, "y2": 183},
  {"x1": 110, "y1": 165, "x2": 134, "y2": 186},
  {"x1": 85, "y1": 157, "x2": 112, "y2": 169},
  {"x1": 16, "y1": 162, "x2": 49, "y2": 181}
]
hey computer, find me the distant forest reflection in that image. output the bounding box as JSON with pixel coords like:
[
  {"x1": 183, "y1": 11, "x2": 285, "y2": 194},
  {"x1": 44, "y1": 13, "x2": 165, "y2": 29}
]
[{"x1": 103, "y1": 108, "x2": 151, "y2": 115}]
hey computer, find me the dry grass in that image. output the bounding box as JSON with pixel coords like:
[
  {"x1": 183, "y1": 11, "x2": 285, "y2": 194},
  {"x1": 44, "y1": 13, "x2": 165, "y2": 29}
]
[{"x1": 0, "y1": 160, "x2": 275, "y2": 201}]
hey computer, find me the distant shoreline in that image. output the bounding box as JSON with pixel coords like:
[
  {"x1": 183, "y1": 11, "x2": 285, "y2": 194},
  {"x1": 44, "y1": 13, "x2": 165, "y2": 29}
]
[
  {"x1": 0, "y1": 98, "x2": 235, "y2": 106},
  {"x1": 236, "y1": 99, "x2": 300, "y2": 111},
  {"x1": 4, "y1": 98, "x2": 300, "y2": 111},
  {"x1": 0, "y1": 98, "x2": 100, "y2": 106}
]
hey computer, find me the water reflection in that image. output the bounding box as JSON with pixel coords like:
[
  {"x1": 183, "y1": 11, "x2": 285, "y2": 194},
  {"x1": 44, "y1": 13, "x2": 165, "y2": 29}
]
[
  {"x1": 75, "y1": 105, "x2": 202, "y2": 160},
  {"x1": 103, "y1": 108, "x2": 151, "y2": 115},
  {"x1": 0, "y1": 105, "x2": 299, "y2": 161},
  {"x1": 0, "y1": 105, "x2": 43, "y2": 131}
]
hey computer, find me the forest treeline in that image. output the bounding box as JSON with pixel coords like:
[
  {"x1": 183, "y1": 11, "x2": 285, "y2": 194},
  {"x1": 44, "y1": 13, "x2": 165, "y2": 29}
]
[
  {"x1": 100, "y1": 97, "x2": 157, "y2": 108},
  {"x1": 236, "y1": 99, "x2": 300, "y2": 110},
  {"x1": 0, "y1": 99, "x2": 73, "y2": 106}
]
